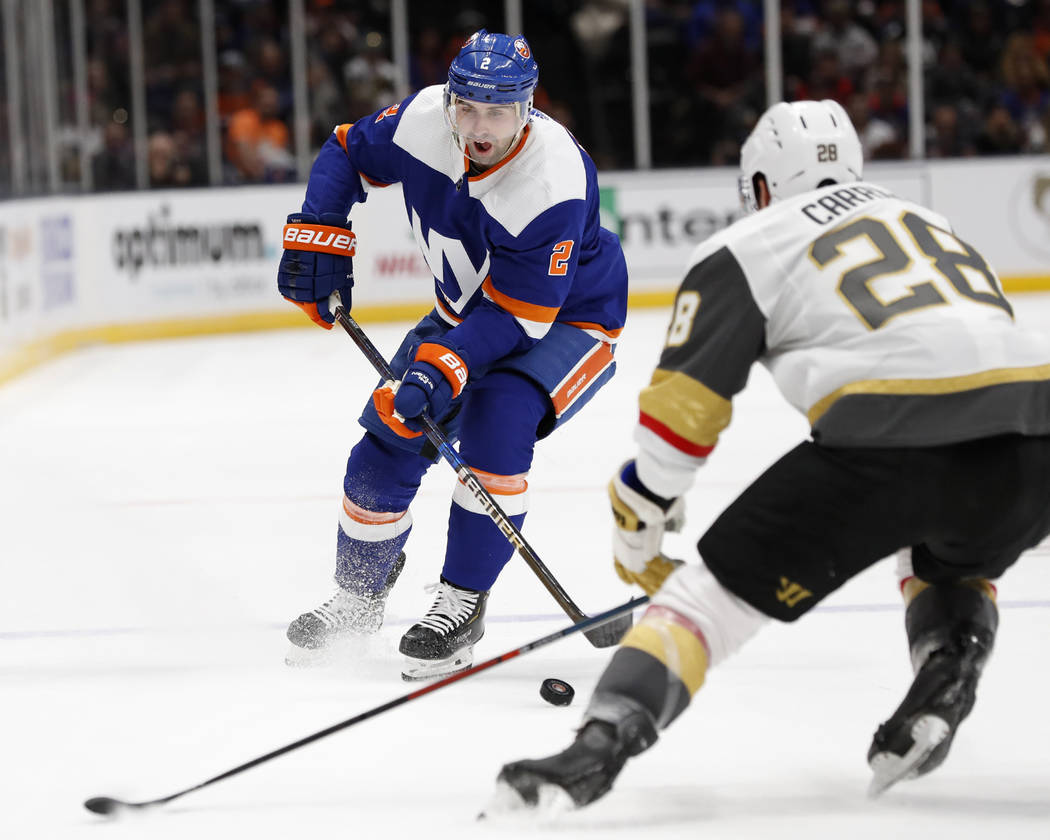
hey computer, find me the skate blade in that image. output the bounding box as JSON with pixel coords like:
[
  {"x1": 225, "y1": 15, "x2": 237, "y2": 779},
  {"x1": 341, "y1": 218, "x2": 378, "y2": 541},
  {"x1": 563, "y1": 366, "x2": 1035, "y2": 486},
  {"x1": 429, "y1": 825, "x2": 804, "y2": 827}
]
[
  {"x1": 401, "y1": 650, "x2": 473, "y2": 681},
  {"x1": 478, "y1": 780, "x2": 575, "y2": 820},
  {"x1": 868, "y1": 714, "x2": 950, "y2": 798}
]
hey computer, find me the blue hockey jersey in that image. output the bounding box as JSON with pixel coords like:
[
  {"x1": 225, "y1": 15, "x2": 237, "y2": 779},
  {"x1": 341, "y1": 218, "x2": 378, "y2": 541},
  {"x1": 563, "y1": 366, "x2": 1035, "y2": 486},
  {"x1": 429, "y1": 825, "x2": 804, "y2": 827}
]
[{"x1": 301, "y1": 85, "x2": 628, "y2": 369}]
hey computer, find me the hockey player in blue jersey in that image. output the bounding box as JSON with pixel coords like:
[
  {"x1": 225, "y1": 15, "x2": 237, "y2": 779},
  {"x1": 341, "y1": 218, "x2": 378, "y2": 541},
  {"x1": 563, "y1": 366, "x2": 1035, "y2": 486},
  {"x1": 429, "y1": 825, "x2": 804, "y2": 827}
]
[{"x1": 277, "y1": 30, "x2": 628, "y2": 680}]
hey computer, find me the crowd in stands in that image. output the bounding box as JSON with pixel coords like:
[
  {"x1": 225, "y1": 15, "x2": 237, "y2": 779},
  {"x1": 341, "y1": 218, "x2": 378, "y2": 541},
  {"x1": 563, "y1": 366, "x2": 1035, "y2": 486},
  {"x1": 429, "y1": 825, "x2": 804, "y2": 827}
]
[{"x1": 4, "y1": 0, "x2": 1050, "y2": 194}]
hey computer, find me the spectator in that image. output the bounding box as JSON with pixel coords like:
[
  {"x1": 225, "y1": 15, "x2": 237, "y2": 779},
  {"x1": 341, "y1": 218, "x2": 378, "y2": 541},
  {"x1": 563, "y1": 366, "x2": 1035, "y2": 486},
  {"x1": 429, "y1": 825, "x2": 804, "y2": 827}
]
[
  {"x1": 147, "y1": 131, "x2": 190, "y2": 188},
  {"x1": 252, "y1": 38, "x2": 293, "y2": 115},
  {"x1": 307, "y1": 57, "x2": 344, "y2": 149},
  {"x1": 142, "y1": 0, "x2": 203, "y2": 126},
  {"x1": 779, "y1": 1, "x2": 818, "y2": 100},
  {"x1": 956, "y1": 1, "x2": 1005, "y2": 83},
  {"x1": 975, "y1": 104, "x2": 1024, "y2": 155},
  {"x1": 847, "y1": 92, "x2": 900, "y2": 160},
  {"x1": 226, "y1": 84, "x2": 295, "y2": 182},
  {"x1": 927, "y1": 103, "x2": 976, "y2": 158},
  {"x1": 796, "y1": 49, "x2": 854, "y2": 105},
  {"x1": 343, "y1": 32, "x2": 400, "y2": 118},
  {"x1": 410, "y1": 26, "x2": 447, "y2": 90},
  {"x1": 1034, "y1": 0, "x2": 1050, "y2": 62},
  {"x1": 170, "y1": 89, "x2": 207, "y2": 183},
  {"x1": 867, "y1": 67, "x2": 909, "y2": 146},
  {"x1": 217, "y1": 50, "x2": 252, "y2": 120},
  {"x1": 685, "y1": 7, "x2": 761, "y2": 161},
  {"x1": 810, "y1": 0, "x2": 879, "y2": 84},
  {"x1": 998, "y1": 33, "x2": 1050, "y2": 152},
  {"x1": 92, "y1": 120, "x2": 135, "y2": 191},
  {"x1": 926, "y1": 39, "x2": 986, "y2": 125}
]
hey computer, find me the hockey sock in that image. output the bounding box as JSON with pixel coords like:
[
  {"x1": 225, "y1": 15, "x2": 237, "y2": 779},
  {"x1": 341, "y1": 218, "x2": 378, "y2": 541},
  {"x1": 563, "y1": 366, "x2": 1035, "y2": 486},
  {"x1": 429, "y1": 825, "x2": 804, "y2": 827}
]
[
  {"x1": 588, "y1": 605, "x2": 710, "y2": 731},
  {"x1": 440, "y1": 468, "x2": 528, "y2": 591},
  {"x1": 335, "y1": 495, "x2": 412, "y2": 597},
  {"x1": 334, "y1": 432, "x2": 433, "y2": 596}
]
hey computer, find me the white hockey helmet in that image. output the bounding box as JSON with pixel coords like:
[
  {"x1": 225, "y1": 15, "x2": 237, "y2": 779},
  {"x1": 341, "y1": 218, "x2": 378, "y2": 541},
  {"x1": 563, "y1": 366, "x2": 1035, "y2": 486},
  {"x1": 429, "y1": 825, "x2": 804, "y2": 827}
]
[{"x1": 738, "y1": 100, "x2": 863, "y2": 213}]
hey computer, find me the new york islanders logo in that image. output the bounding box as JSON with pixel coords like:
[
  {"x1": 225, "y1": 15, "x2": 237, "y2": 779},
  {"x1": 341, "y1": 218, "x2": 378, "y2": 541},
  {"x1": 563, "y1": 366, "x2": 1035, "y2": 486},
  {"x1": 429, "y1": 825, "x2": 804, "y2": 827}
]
[{"x1": 514, "y1": 39, "x2": 530, "y2": 59}]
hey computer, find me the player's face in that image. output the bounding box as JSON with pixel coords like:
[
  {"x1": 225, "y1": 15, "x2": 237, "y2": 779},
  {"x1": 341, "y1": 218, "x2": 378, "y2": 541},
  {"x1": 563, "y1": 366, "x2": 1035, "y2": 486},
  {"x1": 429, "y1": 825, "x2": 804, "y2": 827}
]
[{"x1": 452, "y1": 99, "x2": 526, "y2": 166}]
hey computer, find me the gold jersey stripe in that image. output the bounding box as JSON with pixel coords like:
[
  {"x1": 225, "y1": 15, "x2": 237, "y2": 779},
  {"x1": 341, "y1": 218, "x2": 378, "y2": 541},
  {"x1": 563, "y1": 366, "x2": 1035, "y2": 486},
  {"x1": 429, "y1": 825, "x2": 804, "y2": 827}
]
[
  {"x1": 903, "y1": 577, "x2": 997, "y2": 605},
  {"x1": 639, "y1": 369, "x2": 733, "y2": 451},
  {"x1": 621, "y1": 614, "x2": 710, "y2": 696},
  {"x1": 807, "y1": 363, "x2": 1050, "y2": 426}
]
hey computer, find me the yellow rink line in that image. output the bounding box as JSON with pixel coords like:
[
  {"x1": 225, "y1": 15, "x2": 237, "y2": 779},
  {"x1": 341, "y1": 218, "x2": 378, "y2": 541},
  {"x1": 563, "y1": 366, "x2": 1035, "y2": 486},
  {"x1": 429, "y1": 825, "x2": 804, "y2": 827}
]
[{"x1": 2, "y1": 278, "x2": 1048, "y2": 387}]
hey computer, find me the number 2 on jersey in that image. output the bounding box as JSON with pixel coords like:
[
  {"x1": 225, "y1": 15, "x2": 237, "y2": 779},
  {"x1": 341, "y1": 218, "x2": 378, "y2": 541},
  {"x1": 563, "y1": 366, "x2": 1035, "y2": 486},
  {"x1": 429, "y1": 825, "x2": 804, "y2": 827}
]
[
  {"x1": 548, "y1": 240, "x2": 575, "y2": 276},
  {"x1": 810, "y1": 210, "x2": 1012, "y2": 330}
]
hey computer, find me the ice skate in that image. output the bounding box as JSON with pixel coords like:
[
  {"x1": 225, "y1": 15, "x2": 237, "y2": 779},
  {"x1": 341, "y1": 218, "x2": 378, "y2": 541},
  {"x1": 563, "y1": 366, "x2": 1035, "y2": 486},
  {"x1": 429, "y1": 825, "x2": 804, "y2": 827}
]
[
  {"x1": 399, "y1": 578, "x2": 487, "y2": 681},
  {"x1": 285, "y1": 552, "x2": 405, "y2": 666},
  {"x1": 494, "y1": 707, "x2": 657, "y2": 812},
  {"x1": 867, "y1": 640, "x2": 987, "y2": 797}
]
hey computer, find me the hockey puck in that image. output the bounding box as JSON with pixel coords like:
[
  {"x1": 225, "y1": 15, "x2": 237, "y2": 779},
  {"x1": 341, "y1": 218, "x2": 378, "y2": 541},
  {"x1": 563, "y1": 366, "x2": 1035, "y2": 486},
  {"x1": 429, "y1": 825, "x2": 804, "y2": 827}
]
[{"x1": 540, "y1": 677, "x2": 575, "y2": 706}]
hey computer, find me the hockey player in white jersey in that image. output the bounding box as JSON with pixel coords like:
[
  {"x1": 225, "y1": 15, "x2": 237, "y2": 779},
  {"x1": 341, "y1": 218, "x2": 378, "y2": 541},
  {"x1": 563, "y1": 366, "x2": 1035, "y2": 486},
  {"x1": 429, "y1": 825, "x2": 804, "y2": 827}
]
[
  {"x1": 496, "y1": 100, "x2": 1050, "y2": 806},
  {"x1": 276, "y1": 31, "x2": 627, "y2": 680}
]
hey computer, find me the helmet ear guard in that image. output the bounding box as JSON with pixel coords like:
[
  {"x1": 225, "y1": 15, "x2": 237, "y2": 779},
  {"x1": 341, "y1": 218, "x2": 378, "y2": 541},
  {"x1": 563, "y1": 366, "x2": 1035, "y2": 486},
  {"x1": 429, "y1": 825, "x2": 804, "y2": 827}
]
[{"x1": 739, "y1": 100, "x2": 863, "y2": 213}]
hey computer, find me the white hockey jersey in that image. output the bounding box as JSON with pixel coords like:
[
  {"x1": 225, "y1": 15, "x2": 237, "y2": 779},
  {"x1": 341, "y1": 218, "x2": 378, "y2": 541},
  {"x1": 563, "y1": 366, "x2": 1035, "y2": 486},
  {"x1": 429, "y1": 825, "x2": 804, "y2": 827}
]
[{"x1": 635, "y1": 181, "x2": 1050, "y2": 498}]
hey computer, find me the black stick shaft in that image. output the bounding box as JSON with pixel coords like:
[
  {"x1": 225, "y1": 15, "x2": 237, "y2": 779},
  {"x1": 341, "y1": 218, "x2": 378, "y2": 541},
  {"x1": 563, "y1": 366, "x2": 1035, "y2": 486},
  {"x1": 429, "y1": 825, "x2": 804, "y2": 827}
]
[
  {"x1": 86, "y1": 594, "x2": 646, "y2": 812},
  {"x1": 335, "y1": 307, "x2": 594, "y2": 624}
]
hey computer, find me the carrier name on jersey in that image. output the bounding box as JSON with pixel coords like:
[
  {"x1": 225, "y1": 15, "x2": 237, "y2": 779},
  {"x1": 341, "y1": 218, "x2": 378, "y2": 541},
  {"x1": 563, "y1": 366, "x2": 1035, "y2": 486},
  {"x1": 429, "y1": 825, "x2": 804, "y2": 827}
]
[
  {"x1": 800, "y1": 184, "x2": 895, "y2": 226},
  {"x1": 411, "y1": 207, "x2": 490, "y2": 311}
]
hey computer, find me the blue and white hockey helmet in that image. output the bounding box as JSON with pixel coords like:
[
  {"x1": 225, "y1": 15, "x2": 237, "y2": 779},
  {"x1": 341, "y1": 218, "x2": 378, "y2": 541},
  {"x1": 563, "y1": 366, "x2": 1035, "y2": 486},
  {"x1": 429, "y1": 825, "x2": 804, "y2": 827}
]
[
  {"x1": 447, "y1": 29, "x2": 538, "y2": 105},
  {"x1": 445, "y1": 30, "x2": 538, "y2": 164}
]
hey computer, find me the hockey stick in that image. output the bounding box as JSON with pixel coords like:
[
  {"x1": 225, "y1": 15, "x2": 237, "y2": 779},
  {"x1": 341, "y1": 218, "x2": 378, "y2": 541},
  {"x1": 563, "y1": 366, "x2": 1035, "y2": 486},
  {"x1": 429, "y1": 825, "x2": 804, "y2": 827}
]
[
  {"x1": 83, "y1": 593, "x2": 646, "y2": 817},
  {"x1": 333, "y1": 305, "x2": 632, "y2": 649}
]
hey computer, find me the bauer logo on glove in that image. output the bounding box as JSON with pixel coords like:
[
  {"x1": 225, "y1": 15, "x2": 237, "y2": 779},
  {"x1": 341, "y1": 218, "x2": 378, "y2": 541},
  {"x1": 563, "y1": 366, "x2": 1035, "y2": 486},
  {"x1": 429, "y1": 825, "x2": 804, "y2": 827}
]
[
  {"x1": 283, "y1": 224, "x2": 357, "y2": 256},
  {"x1": 277, "y1": 212, "x2": 356, "y2": 329}
]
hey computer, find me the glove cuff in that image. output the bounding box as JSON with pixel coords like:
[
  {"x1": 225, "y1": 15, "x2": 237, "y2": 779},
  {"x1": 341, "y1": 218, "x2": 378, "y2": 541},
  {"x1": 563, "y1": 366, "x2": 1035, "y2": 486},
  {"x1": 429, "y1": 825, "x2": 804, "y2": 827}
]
[
  {"x1": 282, "y1": 221, "x2": 357, "y2": 257},
  {"x1": 414, "y1": 342, "x2": 469, "y2": 398},
  {"x1": 610, "y1": 470, "x2": 668, "y2": 534},
  {"x1": 620, "y1": 461, "x2": 675, "y2": 512}
]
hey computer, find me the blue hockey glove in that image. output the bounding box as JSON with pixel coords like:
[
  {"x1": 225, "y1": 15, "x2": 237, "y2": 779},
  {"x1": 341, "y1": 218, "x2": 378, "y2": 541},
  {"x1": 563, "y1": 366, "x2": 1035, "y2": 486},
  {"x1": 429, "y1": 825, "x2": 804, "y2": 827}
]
[
  {"x1": 278, "y1": 212, "x2": 355, "y2": 329},
  {"x1": 376, "y1": 341, "x2": 468, "y2": 435}
]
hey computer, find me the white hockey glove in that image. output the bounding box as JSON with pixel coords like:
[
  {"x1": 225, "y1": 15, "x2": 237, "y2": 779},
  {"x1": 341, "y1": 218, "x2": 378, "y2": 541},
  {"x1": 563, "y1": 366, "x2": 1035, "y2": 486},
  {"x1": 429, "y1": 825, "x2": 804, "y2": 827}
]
[{"x1": 608, "y1": 461, "x2": 686, "y2": 596}]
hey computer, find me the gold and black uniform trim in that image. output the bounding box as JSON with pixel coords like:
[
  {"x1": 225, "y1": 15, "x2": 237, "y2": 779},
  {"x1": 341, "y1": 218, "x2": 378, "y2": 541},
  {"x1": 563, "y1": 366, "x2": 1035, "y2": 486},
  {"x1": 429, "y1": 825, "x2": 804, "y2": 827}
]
[
  {"x1": 641, "y1": 246, "x2": 766, "y2": 453},
  {"x1": 809, "y1": 364, "x2": 1050, "y2": 447}
]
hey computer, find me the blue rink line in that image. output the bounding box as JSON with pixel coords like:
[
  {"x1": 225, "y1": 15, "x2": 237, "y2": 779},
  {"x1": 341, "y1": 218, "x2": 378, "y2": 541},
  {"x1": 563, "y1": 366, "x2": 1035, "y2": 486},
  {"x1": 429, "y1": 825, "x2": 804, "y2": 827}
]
[{"x1": 2, "y1": 600, "x2": 1049, "y2": 641}]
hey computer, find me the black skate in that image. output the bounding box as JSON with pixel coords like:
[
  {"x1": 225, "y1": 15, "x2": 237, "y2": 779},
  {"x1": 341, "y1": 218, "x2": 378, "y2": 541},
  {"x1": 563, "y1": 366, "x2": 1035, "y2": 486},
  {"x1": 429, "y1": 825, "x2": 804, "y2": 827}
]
[
  {"x1": 493, "y1": 707, "x2": 658, "y2": 812},
  {"x1": 867, "y1": 637, "x2": 988, "y2": 796},
  {"x1": 285, "y1": 552, "x2": 405, "y2": 665},
  {"x1": 399, "y1": 577, "x2": 487, "y2": 681}
]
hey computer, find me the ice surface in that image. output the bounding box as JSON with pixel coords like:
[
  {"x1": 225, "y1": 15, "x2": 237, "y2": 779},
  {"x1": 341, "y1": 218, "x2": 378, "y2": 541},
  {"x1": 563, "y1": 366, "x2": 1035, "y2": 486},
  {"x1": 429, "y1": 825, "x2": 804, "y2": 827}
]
[{"x1": 3, "y1": 300, "x2": 1050, "y2": 839}]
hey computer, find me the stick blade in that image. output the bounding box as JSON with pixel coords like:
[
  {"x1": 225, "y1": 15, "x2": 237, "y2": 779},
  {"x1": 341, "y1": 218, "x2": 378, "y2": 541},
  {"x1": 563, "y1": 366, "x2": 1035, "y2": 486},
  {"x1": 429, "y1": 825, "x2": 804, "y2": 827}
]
[
  {"x1": 84, "y1": 796, "x2": 127, "y2": 816},
  {"x1": 581, "y1": 611, "x2": 633, "y2": 647}
]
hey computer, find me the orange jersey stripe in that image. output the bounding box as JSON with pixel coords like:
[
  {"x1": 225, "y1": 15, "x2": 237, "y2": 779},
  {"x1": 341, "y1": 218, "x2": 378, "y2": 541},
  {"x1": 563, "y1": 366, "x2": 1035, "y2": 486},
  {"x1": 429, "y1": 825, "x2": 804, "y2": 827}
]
[
  {"x1": 551, "y1": 342, "x2": 614, "y2": 416},
  {"x1": 466, "y1": 125, "x2": 531, "y2": 183},
  {"x1": 466, "y1": 467, "x2": 528, "y2": 495},
  {"x1": 334, "y1": 123, "x2": 352, "y2": 152},
  {"x1": 342, "y1": 494, "x2": 408, "y2": 525},
  {"x1": 482, "y1": 277, "x2": 559, "y2": 324},
  {"x1": 563, "y1": 320, "x2": 624, "y2": 341},
  {"x1": 435, "y1": 295, "x2": 464, "y2": 324}
]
